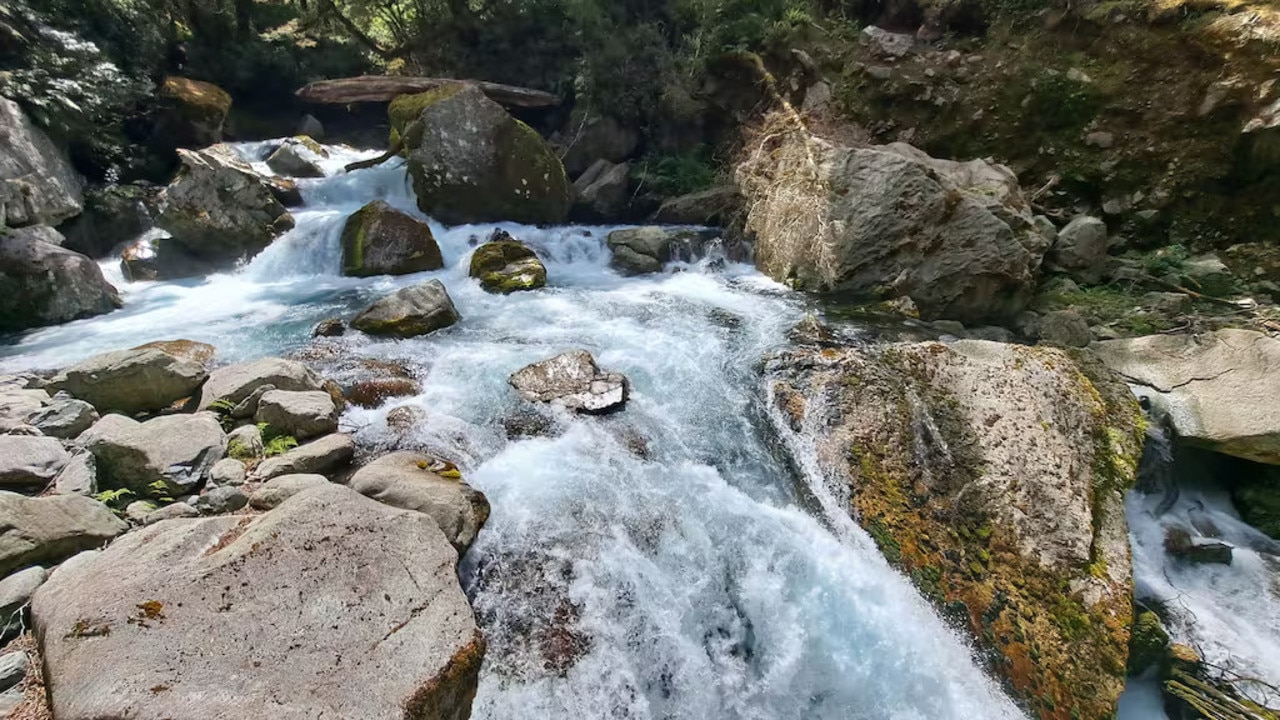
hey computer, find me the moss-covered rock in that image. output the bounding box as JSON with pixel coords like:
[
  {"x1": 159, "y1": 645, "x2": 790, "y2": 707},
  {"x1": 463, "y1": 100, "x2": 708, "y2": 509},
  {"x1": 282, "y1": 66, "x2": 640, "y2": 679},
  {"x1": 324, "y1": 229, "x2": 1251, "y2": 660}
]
[
  {"x1": 351, "y1": 279, "x2": 460, "y2": 338},
  {"x1": 340, "y1": 200, "x2": 443, "y2": 278},
  {"x1": 155, "y1": 76, "x2": 232, "y2": 149},
  {"x1": 764, "y1": 332, "x2": 1145, "y2": 720},
  {"x1": 1232, "y1": 470, "x2": 1280, "y2": 539},
  {"x1": 468, "y1": 231, "x2": 546, "y2": 293},
  {"x1": 398, "y1": 84, "x2": 571, "y2": 226},
  {"x1": 1128, "y1": 609, "x2": 1170, "y2": 675}
]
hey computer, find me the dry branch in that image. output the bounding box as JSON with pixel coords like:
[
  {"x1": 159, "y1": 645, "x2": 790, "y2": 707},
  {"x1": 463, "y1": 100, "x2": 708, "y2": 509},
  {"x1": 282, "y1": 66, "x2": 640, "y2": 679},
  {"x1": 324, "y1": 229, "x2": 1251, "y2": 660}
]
[{"x1": 296, "y1": 76, "x2": 559, "y2": 108}]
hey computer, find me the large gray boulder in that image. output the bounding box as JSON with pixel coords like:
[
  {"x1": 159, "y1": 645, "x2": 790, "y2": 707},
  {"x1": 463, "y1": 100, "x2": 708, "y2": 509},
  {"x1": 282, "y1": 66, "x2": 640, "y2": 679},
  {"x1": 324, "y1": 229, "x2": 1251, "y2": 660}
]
[
  {"x1": 1049, "y1": 216, "x2": 1108, "y2": 284},
  {"x1": 49, "y1": 345, "x2": 209, "y2": 415},
  {"x1": 340, "y1": 200, "x2": 443, "y2": 278},
  {"x1": 251, "y1": 433, "x2": 355, "y2": 481},
  {"x1": 0, "y1": 435, "x2": 70, "y2": 489},
  {"x1": 736, "y1": 129, "x2": 1050, "y2": 323},
  {"x1": 0, "y1": 386, "x2": 49, "y2": 432},
  {"x1": 79, "y1": 413, "x2": 225, "y2": 497},
  {"x1": 351, "y1": 279, "x2": 460, "y2": 338},
  {"x1": 571, "y1": 159, "x2": 631, "y2": 222},
  {"x1": 401, "y1": 84, "x2": 571, "y2": 225},
  {"x1": 32, "y1": 484, "x2": 484, "y2": 720},
  {"x1": 0, "y1": 227, "x2": 121, "y2": 332},
  {"x1": 0, "y1": 97, "x2": 83, "y2": 227},
  {"x1": 348, "y1": 452, "x2": 490, "y2": 551},
  {"x1": 605, "y1": 226, "x2": 723, "y2": 276},
  {"x1": 0, "y1": 492, "x2": 126, "y2": 577},
  {"x1": 26, "y1": 393, "x2": 98, "y2": 439},
  {"x1": 763, "y1": 332, "x2": 1143, "y2": 719},
  {"x1": 1092, "y1": 329, "x2": 1280, "y2": 464},
  {"x1": 254, "y1": 390, "x2": 339, "y2": 441},
  {"x1": 509, "y1": 350, "x2": 629, "y2": 414},
  {"x1": 198, "y1": 357, "x2": 321, "y2": 410},
  {"x1": 156, "y1": 145, "x2": 295, "y2": 266}
]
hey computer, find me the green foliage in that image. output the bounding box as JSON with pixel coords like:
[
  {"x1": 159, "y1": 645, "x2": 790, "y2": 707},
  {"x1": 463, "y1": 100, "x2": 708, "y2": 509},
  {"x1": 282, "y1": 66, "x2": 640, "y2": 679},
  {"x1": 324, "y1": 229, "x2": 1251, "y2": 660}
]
[
  {"x1": 226, "y1": 438, "x2": 257, "y2": 461},
  {"x1": 1143, "y1": 244, "x2": 1190, "y2": 277},
  {"x1": 258, "y1": 423, "x2": 298, "y2": 457},
  {"x1": 1022, "y1": 71, "x2": 1104, "y2": 133},
  {"x1": 93, "y1": 487, "x2": 135, "y2": 508},
  {"x1": 633, "y1": 149, "x2": 718, "y2": 196},
  {"x1": 208, "y1": 398, "x2": 239, "y2": 431}
]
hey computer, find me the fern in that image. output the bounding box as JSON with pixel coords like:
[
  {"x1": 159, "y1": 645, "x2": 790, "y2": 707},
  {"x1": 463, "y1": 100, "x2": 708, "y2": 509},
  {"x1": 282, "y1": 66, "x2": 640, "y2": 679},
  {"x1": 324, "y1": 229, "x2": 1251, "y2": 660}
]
[{"x1": 93, "y1": 488, "x2": 134, "y2": 508}]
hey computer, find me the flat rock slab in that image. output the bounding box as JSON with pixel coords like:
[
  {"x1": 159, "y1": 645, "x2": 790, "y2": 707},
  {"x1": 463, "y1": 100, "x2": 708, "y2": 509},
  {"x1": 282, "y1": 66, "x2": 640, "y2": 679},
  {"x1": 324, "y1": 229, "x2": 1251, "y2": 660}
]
[
  {"x1": 1092, "y1": 329, "x2": 1280, "y2": 464},
  {"x1": 509, "y1": 350, "x2": 629, "y2": 414},
  {"x1": 0, "y1": 435, "x2": 70, "y2": 489},
  {"x1": 33, "y1": 483, "x2": 484, "y2": 720}
]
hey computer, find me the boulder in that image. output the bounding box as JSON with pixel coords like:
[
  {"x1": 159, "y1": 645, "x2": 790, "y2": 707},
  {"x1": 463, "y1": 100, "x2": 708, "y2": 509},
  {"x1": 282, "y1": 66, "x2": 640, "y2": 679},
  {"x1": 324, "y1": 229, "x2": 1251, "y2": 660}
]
[
  {"x1": 1049, "y1": 216, "x2": 1108, "y2": 284},
  {"x1": 1092, "y1": 329, "x2": 1280, "y2": 464},
  {"x1": 351, "y1": 279, "x2": 460, "y2": 338},
  {"x1": 156, "y1": 145, "x2": 295, "y2": 266},
  {"x1": 348, "y1": 452, "x2": 490, "y2": 551},
  {"x1": 0, "y1": 97, "x2": 82, "y2": 227},
  {"x1": 59, "y1": 184, "x2": 159, "y2": 259},
  {"x1": 52, "y1": 450, "x2": 97, "y2": 497},
  {"x1": 560, "y1": 112, "x2": 640, "y2": 178},
  {"x1": 49, "y1": 345, "x2": 209, "y2": 415},
  {"x1": 199, "y1": 357, "x2": 321, "y2": 410},
  {"x1": 1164, "y1": 527, "x2": 1233, "y2": 565},
  {"x1": 195, "y1": 486, "x2": 249, "y2": 515},
  {"x1": 651, "y1": 186, "x2": 741, "y2": 226},
  {"x1": 265, "y1": 137, "x2": 326, "y2": 178},
  {"x1": 248, "y1": 474, "x2": 329, "y2": 510},
  {"x1": 0, "y1": 386, "x2": 49, "y2": 432},
  {"x1": 401, "y1": 84, "x2": 571, "y2": 225},
  {"x1": 468, "y1": 232, "x2": 547, "y2": 293},
  {"x1": 226, "y1": 424, "x2": 265, "y2": 460},
  {"x1": 31, "y1": 484, "x2": 484, "y2": 720},
  {"x1": 0, "y1": 652, "x2": 26, "y2": 694},
  {"x1": 0, "y1": 435, "x2": 69, "y2": 489},
  {"x1": 119, "y1": 232, "x2": 211, "y2": 282},
  {"x1": 340, "y1": 200, "x2": 443, "y2": 277},
  {"x1": 0, "y1": 492, "x2": 126, "y2": 577},
  {"x1": 208, "y1": 458, "x2": 246, "y2": 487},
  {"x1": 571, "y1": 159, "x2": 631, "y2": 222},
  {"x1": 764, "y1": 332, "x2": 1143, "y2": 719},
  {"x1": 297, "y1": 114, "x2": 325, "y2": 139},
  {"x1": 79, "y1": 413, "x2": 225, "y2": 497},
  {"x1": 509, "y1": 350, "x2": 629, "y2": 414},
  {"x1": 251, "y1": 433, "x2": 355, "y2": 481},
  {"x1": 153, "y1": 76, "x2": 232, "y2": 150},
  {"x1": 254, "y1": 390, "x2": 339, "y2": 441},
  {"x1": 142, "y1": 502, "x2": 199, "y2": 525},
  {"x1": 860, "y1": 25, "x2": 915, "y2": 58},
  {"x1": 1181, "y1": 254, "x2": 1236, "y2": 296},
  {"x1": 0, "y1": 227, "x2": 121, "y2": 331},
  {"x1": 313, "y1": 318, "x2": 346, "y2": 337},
  {"x1": 1038, "y1": 309, "x2": 1093, "y2": 347},
  {"x1": 736, "y1": 129, "x2": 1050, "y2": 323},
  {"x1": 0, "y1": 566, "x2": 47, "y2": 641},
  {"x1": 25, "y1": 393, "x2": 98, "y2": 439}
]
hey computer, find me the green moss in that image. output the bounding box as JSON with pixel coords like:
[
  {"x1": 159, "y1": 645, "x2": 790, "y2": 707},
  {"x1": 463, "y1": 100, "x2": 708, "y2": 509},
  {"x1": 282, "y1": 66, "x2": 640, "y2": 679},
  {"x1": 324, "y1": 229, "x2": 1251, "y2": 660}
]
[
  {"x1": 226, "y1": 438, "x2": 258, "y2": 461},
  {"x1": 1128, "y1": 610, "x2": 1170, "y2": 675},
  {"x1": 258, "y1": 423, "x2": 298, "y2": 457},
  {"x1": 159, "y1": 76, "x2": 231, "y2": 122},
  {"x1": 292, "y1": 135, "x2": 329, "y2": 157},
  {"x1": 388, "y1": 84, "x2": 467, "y2": 139}
]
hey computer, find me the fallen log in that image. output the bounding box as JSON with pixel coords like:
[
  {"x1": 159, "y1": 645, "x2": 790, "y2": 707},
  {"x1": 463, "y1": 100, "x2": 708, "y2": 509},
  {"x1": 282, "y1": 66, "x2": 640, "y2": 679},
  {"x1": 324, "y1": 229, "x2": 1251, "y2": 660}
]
[{"x1": 296, "y1": 76, "x2": 559, "y2": 108}]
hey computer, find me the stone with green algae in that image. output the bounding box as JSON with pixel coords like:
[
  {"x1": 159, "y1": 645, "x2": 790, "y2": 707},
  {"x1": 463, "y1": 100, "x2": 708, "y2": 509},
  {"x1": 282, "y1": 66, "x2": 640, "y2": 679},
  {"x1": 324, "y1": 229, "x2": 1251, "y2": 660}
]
[{"x1": 468, "y1": 232, "x2": 546, "y2": 294}]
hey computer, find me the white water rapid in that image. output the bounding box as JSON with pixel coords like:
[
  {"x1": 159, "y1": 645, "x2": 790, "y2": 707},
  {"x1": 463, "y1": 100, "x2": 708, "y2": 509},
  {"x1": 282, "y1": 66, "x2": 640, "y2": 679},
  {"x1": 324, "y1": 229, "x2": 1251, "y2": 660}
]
[{"x1": 3, "y1": 138, "x2": 1214, "y2": 719}]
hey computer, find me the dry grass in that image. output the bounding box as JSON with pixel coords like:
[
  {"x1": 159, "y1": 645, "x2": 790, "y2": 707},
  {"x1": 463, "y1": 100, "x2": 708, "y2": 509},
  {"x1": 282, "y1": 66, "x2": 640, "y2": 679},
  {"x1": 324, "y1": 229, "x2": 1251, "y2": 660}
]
[{"x1": 2, "y1": 633, "x2": 50, "y2": 720}]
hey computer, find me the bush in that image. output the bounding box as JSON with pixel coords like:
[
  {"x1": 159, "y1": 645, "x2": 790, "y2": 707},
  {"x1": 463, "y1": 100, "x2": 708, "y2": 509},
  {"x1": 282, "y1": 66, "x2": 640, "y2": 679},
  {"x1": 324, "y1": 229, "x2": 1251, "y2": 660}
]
[{"x1": 633, "y1": 148, "x2": 719, "y2": 196}]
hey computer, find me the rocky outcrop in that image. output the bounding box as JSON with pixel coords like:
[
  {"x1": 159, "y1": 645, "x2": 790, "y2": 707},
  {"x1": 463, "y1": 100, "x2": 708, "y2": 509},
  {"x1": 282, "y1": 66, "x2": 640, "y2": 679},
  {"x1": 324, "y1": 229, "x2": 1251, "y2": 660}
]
[
  {"x1": 401, "y1": 84, "x2": 571, "y2": 225},
  {"x1": 1092, "y1": 329, "x2": 1280, "y2": 465},
  {"x1": 764, "y1": 332, "x2": 1143, "y2": 720},
  {"x1": 570, "y1": 160, "x2": 631, "y2": 222},
  {"x1": 154, "y1": 76, "x2": 232, "y2": 150},
  {"x1": 32, "y1": 484, "x2": 484, "y2": 720},
  {"x1": 254, "y1": 390, "x2": 339, "y2": 441},
  {"x1": 80, "y1": 413, "x2": 225, "y2": 497},
  {"x1": 0, "y1": 226, "x2": 121, "y2": 331},
  {"x1": 352, "y1": 279, "x2": 460, "y2": 338},
  {"x1": 0, "y1": 97, "x2": 82, "y2": 227},
  {"x1": 348, "y1": 452, "x2": 490, "y2": 551},
  {"x1": 340, "y1": 200, "x2": 443, "y2": 277},
  {"x1": 0, "y1": 492, "x2": 126, "y2": 577},
  {"x1": 510, "y1": 351, "x2": 629, "y2": 414},
  {"x1": 0, "y1": 436, "x2": 69, "y2": 489},
  {"x1": 49, "y1": 344, "x2": 209, "y2": 415},
  {"x1": 265, "y1": 137, "x2": 327, "y2": 178},
  {"x1": 156, "y1": 146, "x2": 295, "y2": 267},
  {"x1": 468, "y1": 232, "x2": 547, "y2": 293},
  {"x1": 198, "y1": 357, "x2": 321, "y2": 411},
  {"x1": 736, "y1": 126, "x2": 1050, "y2": 323}
]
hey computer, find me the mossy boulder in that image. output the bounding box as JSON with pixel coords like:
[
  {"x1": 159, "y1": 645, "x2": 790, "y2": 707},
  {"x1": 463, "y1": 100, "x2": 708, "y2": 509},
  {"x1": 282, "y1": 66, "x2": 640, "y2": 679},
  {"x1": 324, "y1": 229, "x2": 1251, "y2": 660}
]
[
  {"x1": 764, "y1": 332, "x2": 1145, "y2": 720},
  {"x1": 340, "y1": 200, "x2": 443, "y2": 278},
  {"x1": 155, "y1": 76, "x2": 232, "y2": 149},
  {"x1": 351, "y1": 279, "x2": 460, "y2": 338},
  {"x1": 398, "y1": 84, "x2": 571, "y2": 226},
  {"x1": 468, "y1": 231, "x2": 546, "y2": 293},
  {"x1": 1128, "y1": 610, "x2": 1171, "y2": 675}
]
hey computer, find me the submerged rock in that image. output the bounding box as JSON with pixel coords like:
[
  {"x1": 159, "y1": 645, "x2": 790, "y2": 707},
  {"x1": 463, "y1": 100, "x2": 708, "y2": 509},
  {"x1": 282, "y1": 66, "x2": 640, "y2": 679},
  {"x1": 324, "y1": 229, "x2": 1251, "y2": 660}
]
[
  {"x1": 265, "y1": 137, "x2": 327, "y2": 178},
  {"x1": 1163, "y1": 527, "x2": 1233, "y2": 565},
  {"x1": 340, "y1": 199, "x2": 443, "y2": 277},
  {"x1": 32, "y1": 484, "x2": 484, "y2": 720},
  {"x1": 605, "y1": 226, "x2": 714, "y2": 276},
  {"x1": 119, "y1": 233, "x2": 211, "y2": 282},
  {"x1": 509, "y1": 350, "x2": 629, "y2": 414},
  {"x1": 156, "y1": 145, "x2": 295, "y2": 267},
  {"x1": 0, "y1": 492, "x2": 126, "y2": 577},
  {"x1": 764, "y1": 333, "x2": 1143, "y2": 719},
  {"x1": 80, "y1": 413, "x2": 225, "y2": 497},
  {"x1": 348, "y1": 452, "x2": 490, "y2": 551},
  {"x1": 468, "y1": 232, "x2": 547, "y2": 293},
  {"x1": 351, "y1": 279, "x2": 460, "y2": 338},
  {"x1": 736, "y1": 126, "x2": 1050, "y2": 323},
  {"x1": 0, "y1": 97, "x2": 83, "y2": 228},
  {"x1": 0, "y1": 227, "x2": 121, "y2": 332},
  {"x1": 1092, "y1": 329, "x2": 1280, "y2": 465},
  {"x1": 401, "y1": 84, "x2": 571, "y2": 225},
  {"x1": 49, "y1": 344, "x2": 209, "y2": 415}
]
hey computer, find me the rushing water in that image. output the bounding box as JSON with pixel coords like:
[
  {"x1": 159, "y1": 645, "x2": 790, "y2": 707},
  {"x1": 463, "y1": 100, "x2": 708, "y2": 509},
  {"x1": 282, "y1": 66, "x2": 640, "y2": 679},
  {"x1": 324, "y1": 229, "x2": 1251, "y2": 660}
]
[{"x1": 0, "y1": 141, "x2": 1029, "y2": 717}]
